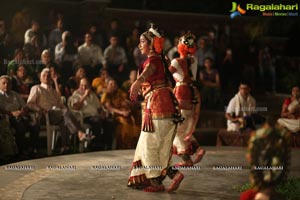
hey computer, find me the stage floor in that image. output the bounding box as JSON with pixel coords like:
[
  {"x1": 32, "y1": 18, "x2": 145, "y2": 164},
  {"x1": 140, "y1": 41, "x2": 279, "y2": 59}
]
[{"x1": 0, "y1": 147, "x2": 299, "y2": 200}]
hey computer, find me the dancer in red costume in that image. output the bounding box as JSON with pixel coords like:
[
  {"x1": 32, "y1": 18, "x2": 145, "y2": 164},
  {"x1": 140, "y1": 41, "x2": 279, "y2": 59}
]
[
  {"x1": 169, "y1": 32, "x2": 205, "y2": 167},
  {"x1": 128, "y1": 23, "x2": 184, "y2": 193}
]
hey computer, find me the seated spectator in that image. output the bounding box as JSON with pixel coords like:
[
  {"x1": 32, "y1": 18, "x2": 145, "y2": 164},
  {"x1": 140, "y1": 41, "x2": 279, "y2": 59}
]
[
  {"x1": 196, "y1": 37, "x2": 215, "y2": 68},
  {"x1": 23, "y1": 34, "x2": 43, "y2": 60},
  {"x1": 0, "y1": 75, "x2": 39, "y2": 157},
  {"x1": 225, "y1": 82, "x2": 264, "y2": 132},
  {"x1": 91, "y1": 68, "x2": 111, "y2": 99},
  {"x1": 24, "y1": 19, "x2": 47, "y2": 49},
  {"x1": 27, "y1": 68, "x2": 93, "y2": 153},
  {"x1": 121, "y1": 69, "x2": 142, "y2": 125},
  {"x1": 35, "y1": 49, "x2": 58, "y2": 82},
  {"x1": 54, "y1": 31, "x2": 70, "y2": 63},
  {"x1": 121, "y1": 69, "x2": 137, "y2": 92},
  {"x1": 65, "y1": 66, "x2": 86, "y2": 98},
  {"x1": 199, "y1": 57, "x2": 221, "y2": 108},
  {"x1": 89, "y1": 24, "x2": 105, "y2": 50},
  {"x1": 7, "y1": 49, "x2": 24, "y2": 76},
  {"x1": 12, "y1": 64, "x2": 33, "y2": 101},
  {"x1": 69, "y1": 78, "x2": 113, "y2": 150},
  {"x1": 103, "y1": 34, "x2": 128, "y2": 85},
  {"x1": 48, "y1": 19, "x2": 64, "y2": 51},
  {"x1": 101, "y1": 79, "x2": 140, "y2": 149},
  {"x1": 49, "y1": 66, "x2": 64, "y2": 97},
  {"x1": 78, "y1": 33, "x2": 104, "y2": 80},
  {"x1": 59, "y1": 33, "x2": 79, "y2": 82},
  {"x1": 105, "y1": 18, "x2": 125, "y2": 47},
  {"x1": 126, "y1": 27, "x2": 140, "y2": 67},
  {"x1": 277, "y1": 86, "x2": 300, "y2": 133}
]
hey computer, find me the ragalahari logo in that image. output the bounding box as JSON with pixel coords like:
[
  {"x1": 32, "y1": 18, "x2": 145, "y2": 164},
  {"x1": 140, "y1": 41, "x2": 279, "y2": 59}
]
[{"x1": 230, "y1": 2, "x2": 246, "y2": 19}]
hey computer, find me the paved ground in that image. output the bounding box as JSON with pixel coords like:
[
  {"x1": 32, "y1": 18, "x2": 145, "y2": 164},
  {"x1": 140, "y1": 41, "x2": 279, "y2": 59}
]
[{"x1": 0, "y1": 147, "x2": 299, "y2": 200}]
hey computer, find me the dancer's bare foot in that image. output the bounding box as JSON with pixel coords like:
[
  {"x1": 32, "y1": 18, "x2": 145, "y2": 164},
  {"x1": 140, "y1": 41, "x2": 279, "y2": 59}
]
[
  {"x1": 193, "y1": 148, "x2": 205, "y2": 164},
  {"x1": 167, "y1": 171, "x2": 184, "y2": 193},
  {"x1": 143, "y1": 185, "x2": 165, "y2": 192}
]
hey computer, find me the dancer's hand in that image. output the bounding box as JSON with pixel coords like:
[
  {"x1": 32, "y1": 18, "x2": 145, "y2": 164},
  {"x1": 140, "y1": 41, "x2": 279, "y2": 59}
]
[{"x1": 129, "y1": 80, "x2": 141, "y2": 102}]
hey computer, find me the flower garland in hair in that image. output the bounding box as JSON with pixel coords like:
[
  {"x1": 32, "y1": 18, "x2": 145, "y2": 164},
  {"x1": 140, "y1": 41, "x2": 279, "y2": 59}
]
[
  {"x1": 247, "y1": 124, "x2": 290, "y2": 190},
  {"x1": 147, "y1": 23, "x2": 164, "y2": 54},
  {"x1": 153, "y1": 37, "x2": 164, "y2": 54},
  {"x1": 177, "y1": 32, "x2": 197, "y2": 57}
]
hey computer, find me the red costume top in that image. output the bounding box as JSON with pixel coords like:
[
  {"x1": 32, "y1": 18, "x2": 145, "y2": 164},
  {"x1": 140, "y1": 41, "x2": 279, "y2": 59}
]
[
  {"x1": 140, "y1": 55, "x2": 177, "y2": 119},
  {"x1": 169, "y1": 58, "x2": 196, "y2": 110}
]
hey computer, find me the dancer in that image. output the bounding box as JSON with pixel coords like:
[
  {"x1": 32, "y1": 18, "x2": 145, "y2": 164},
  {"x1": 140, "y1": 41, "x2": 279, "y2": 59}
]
[
  {"x1": 128, "y1": 23, "x2": 184, "y2": 193},
  {"x1": 169, "y1": 32, "x2": 205, "y2": 167}
]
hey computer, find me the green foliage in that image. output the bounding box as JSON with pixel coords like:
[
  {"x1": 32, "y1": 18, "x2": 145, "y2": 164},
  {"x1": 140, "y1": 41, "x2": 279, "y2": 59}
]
[
  {"x1": 277, "y1": 178, "x2": 300, "y2": 200},
  {"x1": 235, "y1": 178, "x2": 300, "y2": 200},
  {"x1": 233, "y1": 182, "x2": 252, "y2": 192}
]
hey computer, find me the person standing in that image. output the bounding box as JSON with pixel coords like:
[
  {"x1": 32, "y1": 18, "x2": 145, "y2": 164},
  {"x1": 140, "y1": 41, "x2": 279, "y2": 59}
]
[{"x1": 128, "y1": 23, "x2": 183, "y2": 193}]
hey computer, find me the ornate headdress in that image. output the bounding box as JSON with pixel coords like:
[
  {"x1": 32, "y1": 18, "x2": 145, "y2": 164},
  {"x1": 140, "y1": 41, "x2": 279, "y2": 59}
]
[
  {"x1": 177, "y1": 31, "x2": 197, "y2": 57},
  {"x1": 142, "y1": 23, "x2": 164, "y2": 54}
]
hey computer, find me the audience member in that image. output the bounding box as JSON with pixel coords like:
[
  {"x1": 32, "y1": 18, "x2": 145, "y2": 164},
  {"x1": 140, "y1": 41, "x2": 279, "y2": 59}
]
[
  {"x1": 199, "y1": 57, "x2": 221, "y2": 108},
  {"x1": 91, "y1": 68, "x2": 111, "y2": 99},
  {"x1": 11, "y1": 64, "x2": 33, "y2": 101},
  {"x1": 27, "y1": 68, "x2": 92, "y2": 153},
  {"x1": 196, "y1": 37, "x2": 215, "y2": 68},
  {"x1": 56, "y1": 32, "x2": 79, "y2": 81},
  {"x1": 69, "y1": 78, "x2": 113, "y2": 150},
  {"x1": 23, "y1": 34, "x2": 43, "y2": 60},
  {"x1": 103, "y1": 34, "x2": 128, "y2": 84},
  {"x1": 121, "y1": 69, "x2": 137, "y2": 92},
  {"x1": 225, "y1": 82, "x2": 264, "y2": 132},
  {"x1": 24, "y1": 19, "x2": 47, "y2": 49},
  {"x1": 89, "y1": 24, "x2": 105, "y2": 50},
  {"x1": 277, "y1": 86, "x2": 300, "y2": 133},
  {"x1": 78, "y1": 33, "x2": 104, "y2": 80},
  {"x1": 48, "y1": 19, "x2": 64, "y2": 51},
  {"x1": 0, "y1": 75, "x2": 39, "y2": 157},
  {"x1": 65, "y1": 66, "x2": 86, "y2": 98},
  {"x1": 101, "y1": 79, "x2": 140, "y2": 149}
]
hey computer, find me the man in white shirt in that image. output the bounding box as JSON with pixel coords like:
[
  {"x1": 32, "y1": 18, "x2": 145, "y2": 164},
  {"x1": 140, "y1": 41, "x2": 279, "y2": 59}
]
[
  {"x1": 0, "y1": 75, "x2": 39, "y2": 156},
  {"x1": 27, "y1": 68, "x2": 92, "y2": 150},
  {"x1": 69, "y1": 78, "x2": 112, "y2": 149},
  {"x1": 78, "y1": 33, "x2": 104, "y2": 80},
  {"x1": 225, "y1": 82, "x2": 257, "y2": 131},
  {"x1": 24, "y1": 20, "x2": 47, "y2": 48},
  {"x1": 54, "y1": 31, "x2": 70, "y2": 63},
  {"x1": 103, "y1": 34, "x2": 128, "y2": 84}
]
